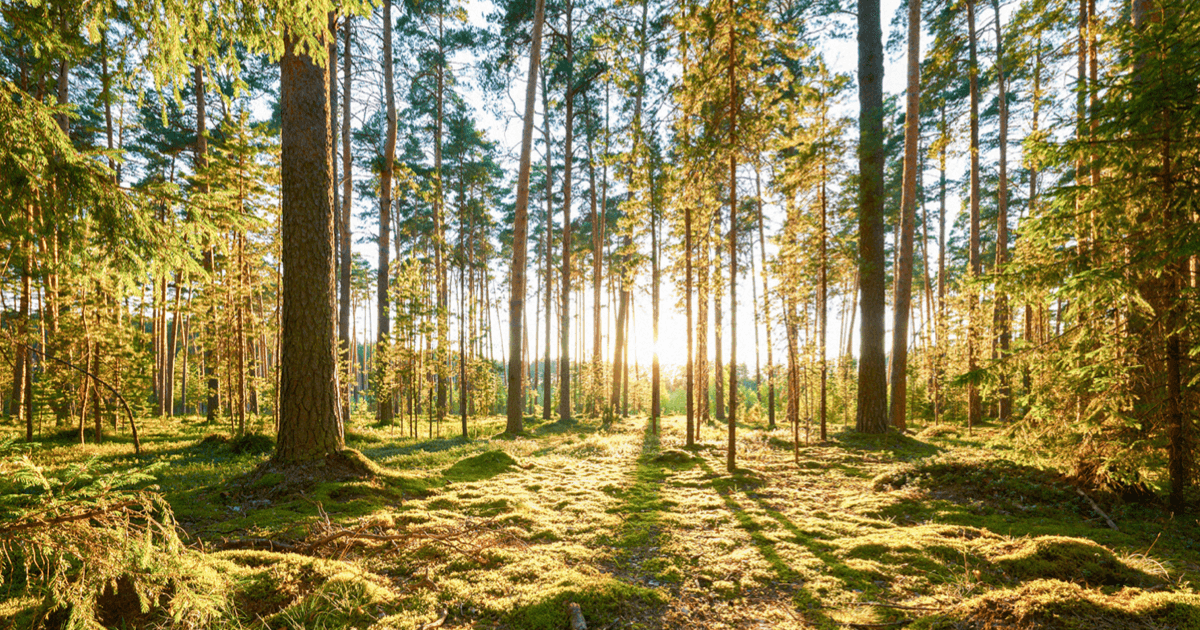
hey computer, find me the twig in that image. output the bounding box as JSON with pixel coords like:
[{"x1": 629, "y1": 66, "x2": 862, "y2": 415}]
[
  {"x1": 419, "y1": 608, "x2": 448, "y2": 630},
  {"x1": 845, "y1": 602, "x2": 943, "y2": 612},
  {"x1": 848, "y1": 621, "x2": 910, "y2": 629},
  {"x1": 1075, "y1": 487, "x2": 1119, "y2": 531}
]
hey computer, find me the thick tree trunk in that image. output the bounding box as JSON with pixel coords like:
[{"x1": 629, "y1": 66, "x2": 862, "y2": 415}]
[
  {"x1": 505, "y1": 0, "x2": 547, "y2": 434},
  {"x1": 275, "y1": 26, "x2": 344, "y2": 463},
  {"x1": 888, "y1": 0, "x2": 921, "y2": 432},
  {"x1": 855, "y1": 0, "x2": 888, "y2": 433}
]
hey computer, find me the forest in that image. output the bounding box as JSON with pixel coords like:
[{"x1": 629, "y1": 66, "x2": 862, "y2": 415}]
[{"x1": 2, "y1": 0, "x2": 1199, "y2": 627}]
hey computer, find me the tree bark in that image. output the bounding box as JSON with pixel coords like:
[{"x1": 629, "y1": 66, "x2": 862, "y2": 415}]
[
  {"x1": 505, "y1": 0, "x2": 547, "y2": 434},
  {"x1": 993, "y1": 0, "x2": 1011, "y2": 423},
  {"x1": 377, "y1": 0, "x2": 396, "y2": 427},
  {"x1": 888, "y1": 0, "x2": 921, "y2": 432},
  {"x1": 855, "y1": 0, "x2": 888, "y2": 433},
  {"x1": 966, "y1": 0, "x2": 982, "y2": 428},
  {"x1": 275, "y1": 25, "x2": 344, "y2": 463},
  {"x1": 558, "y1": 0, "x2": 575, "y2": 424},
  {"x1": 340, "y1": 16, "x2": 354, "y2": 424}
]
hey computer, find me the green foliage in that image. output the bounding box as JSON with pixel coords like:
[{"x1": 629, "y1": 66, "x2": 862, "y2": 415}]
[{"x1": 0, "y1": 438, "x2": 231, "y2": 629}]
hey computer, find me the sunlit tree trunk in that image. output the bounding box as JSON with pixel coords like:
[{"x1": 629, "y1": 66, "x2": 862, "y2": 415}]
[
  {"x1": 339, "y1": 17, "x2": 354, "y2": 424},
  {"x1": 991, "y1": 0, "x2": 1011, "y2": 424},
  {"x1": 275, "y1": 23, "x2": 344, "y2": 463},
  {"x1": 888, "y1": 0, "x2": 921, "y2": 432},
  {"x1": 855, "y1": 0, "x2": 887, "y2": 433},
  {"x1": 506, "y1": 0, "x2": 547, "y2": 434},
  {"x1": 377, "y1": 0, "x2": 396, "y2": 427},
  {"x1": 966, "y1": 0, "x2": 982, "y2": 429},
  {"x1": 558, "y1": 0, "x2": 576, "y2": 424}
]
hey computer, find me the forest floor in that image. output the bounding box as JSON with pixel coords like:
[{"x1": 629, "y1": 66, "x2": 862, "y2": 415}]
[{"x1": 3, "y1": 411, "x2": 1200, "y2": 629}]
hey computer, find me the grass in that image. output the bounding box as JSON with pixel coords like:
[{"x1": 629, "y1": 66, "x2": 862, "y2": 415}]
[{"x1": 2, "y1": 412, "x2": 1199, "y2": 629}]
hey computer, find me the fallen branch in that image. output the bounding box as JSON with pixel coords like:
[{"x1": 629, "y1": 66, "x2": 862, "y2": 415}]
[
  {"x1": 1075, "y1": 487, "x2": 1119, "y2": 532},
  {"x1": 848, "y1": 621, "x2": 910, "y2": 629},
  {"x1": 843, "y1": 602, "x2": 942, "y2": 612},
  {"x1": 0, "y1": 500, "x2": 139, "y2": 537}
]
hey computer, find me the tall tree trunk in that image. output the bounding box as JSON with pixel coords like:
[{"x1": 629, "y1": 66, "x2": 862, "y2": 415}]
[
  {"x1": 686, "y1": 185, "x2": 695, "y2": 446},
  {"x1": 558, "y1": 2, "x2": 575, "y2": 424},
  {"x1": 726, "y1": 0, "x2": 738, "y2": 471},
  {"x1": 715, "y1": 253, "x2": 725, "y2": 422},
  {"x1": 505, "y1": 0, "x2": 547, "y2": 434},
  {"x1": 888, "y1": 0, "x2": 921, "y2": 432},
  {"x1": 819, "y1": 162, "x2": 829, "y2": 441},
  {"x1": 542, "y1": 76, "x2": 554, "y2": 423},
  {"x1": 377, "y1": 0, "x2": 396, "y2": 427},
  {"x1": 340, "y1": 16, "x2": 354, "y2": 424},
  {"x1": 435, "y1": 11, "x2": 449, "y2": 425},
  {"x1": 855, "y1": 0, "x2": 888, "y2": 433},
  {"x1": 993, "y1": 0, "x2": 1011, "y2": 423},
  {"x1": 195, "y1": 65, "x2": 219, "y2": 425},
  {"x1": 610, "y1": 246, "x2": 629, "y2": 420},
  {"x1": 756, "y1": 171, "x2": 775, "y2": 430},
  {"x1": 13, "y1": 204, "x2": 31, "y2": 438},
  {"x1": 275, "y1": 24, "x2": 344, "y2": 463},
  {"x1": 966, "y1": 0, "x2": 982, "y2": 429}
]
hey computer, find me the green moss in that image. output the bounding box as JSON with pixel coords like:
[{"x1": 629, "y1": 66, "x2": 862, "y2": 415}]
[
  {"x1": 443, "y1": 450, "x2": 519, "y2": 483},
  {"x1": 229, "y1": 433, "x2": 274, "y2": 455},
  {"x1": 991, "y1": 536, "x2": 1155, "y2": 587},
  {"x1": 912, "y1": 580, "x2": 1200, "y2": 630},
  {"x1": 505, "y1": 575, "x2": 664, "y2": 630}
]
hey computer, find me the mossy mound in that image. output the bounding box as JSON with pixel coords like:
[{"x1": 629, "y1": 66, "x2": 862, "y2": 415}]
[
  {"x1": 502, "y1": 572, "x2": 665, "y2": 630},
  {"x1": 651, "y1": 449, "x2": 699, "y2": 465},
  {"x1": 197, "y1": 433, "x2": 230, "y2": 447},
  {"x1": 988, "y1": 536, "x2": 1155, "y2": 587},
  {"x1": 444, "y1": 450, "x2": 519, "y2": 483},
  {"x1": 229, "y1": 433, "x2": 274, "y2": 455},
  {"x1": 913, "y1": 579, "x2": 1200, "y2": 630},
  {"x1": 228, "y1": 448, "x2": 381, "y2": 502},
  {"x1": 215, "y1": 550, "x2": 399, "y2": 627},
  {"x1": 872, "y1": 457, "x2": 1074, "y2": 507}
]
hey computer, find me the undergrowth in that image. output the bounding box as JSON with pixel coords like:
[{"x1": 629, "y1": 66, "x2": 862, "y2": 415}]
[{"x1": 1, "y1": 414, "x2": 1197, "y2": 629}]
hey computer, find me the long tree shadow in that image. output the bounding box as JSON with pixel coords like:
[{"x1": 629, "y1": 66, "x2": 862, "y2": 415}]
[{"x1": 696, "y1": 459, "x2": 844, "y2": 629}]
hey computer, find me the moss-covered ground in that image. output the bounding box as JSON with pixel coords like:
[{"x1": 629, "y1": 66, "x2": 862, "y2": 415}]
[{"x1": 3, "y1": 413, "x2": 1199, "y2": 629}]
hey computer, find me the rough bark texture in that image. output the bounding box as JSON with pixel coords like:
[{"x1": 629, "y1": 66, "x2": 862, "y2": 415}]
[
  {"x1": 505, "y1": 0, "x2": 546, "y2": 434},
  {"x1": 888, "y1": 0, "x2": 921, "y2": 432},
  {"x1": 855, "y1": 0, "x2": 888, "y2": 433},
  {"x1": 276, "y1": 28, "x2": 344, "y2": 463}
]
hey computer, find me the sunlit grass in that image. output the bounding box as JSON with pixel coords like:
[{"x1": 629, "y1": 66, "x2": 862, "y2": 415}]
[{"x1": 3, "y1": 410, "x2": 1198, "y2": 629}]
